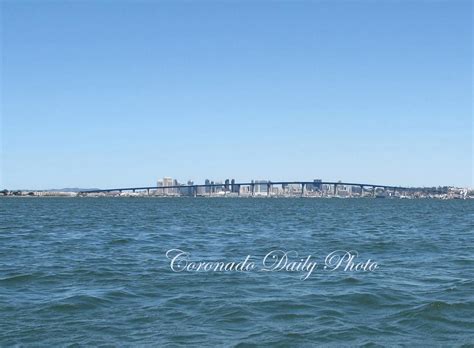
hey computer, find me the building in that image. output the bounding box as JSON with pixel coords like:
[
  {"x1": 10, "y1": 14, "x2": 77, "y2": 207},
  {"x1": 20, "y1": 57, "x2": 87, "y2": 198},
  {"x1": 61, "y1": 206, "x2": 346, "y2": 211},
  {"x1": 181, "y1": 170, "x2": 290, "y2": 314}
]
[
  {"x1": 225, "y1": 179, "x2": 230, "y2": 191},
  {"x1": 157, "y1": 177, "x2": 176, "y2": 195},
  {"x1": 253, "y1": 180, "x2": 269, "y2": 195},
  {"x1": 231, "y1": 179, "x2": 238, "y2": 193},
  {"x1": 313, "y1": 179, "x2": 322, "y2": 191}
]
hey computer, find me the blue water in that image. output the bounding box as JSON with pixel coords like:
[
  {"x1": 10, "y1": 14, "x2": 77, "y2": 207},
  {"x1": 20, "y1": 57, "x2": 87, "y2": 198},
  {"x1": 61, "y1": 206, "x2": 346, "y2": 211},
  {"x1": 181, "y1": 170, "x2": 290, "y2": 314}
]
[{"x1": 1, "y1": 198, "x2": 473, "y2": 346}]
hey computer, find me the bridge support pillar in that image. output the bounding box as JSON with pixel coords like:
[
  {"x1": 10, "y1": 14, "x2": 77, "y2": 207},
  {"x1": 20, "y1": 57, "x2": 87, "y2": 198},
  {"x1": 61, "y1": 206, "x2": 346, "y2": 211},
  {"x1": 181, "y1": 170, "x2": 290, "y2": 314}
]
[
  {"x1": 251, "y1": 184, "x2": 255, "y2": 197},
  {"x1": 301, "y1": 184, "x2": 305, "y2": 197},
  {"x1": 267, "y1": 183, "x2": 272, "y2": 196},
  {"x1": 333, "y1": 184, "x2": 337, "y2": 196},
  {"x1": 372, "y1": 186, "x2": 376, "y2": 197},
  {"x1": 360, "y1": 185, "x2": 364, "y2": 197},
  {"x1": 147, "y1": 188, "x2": 150, "y2": 196}
]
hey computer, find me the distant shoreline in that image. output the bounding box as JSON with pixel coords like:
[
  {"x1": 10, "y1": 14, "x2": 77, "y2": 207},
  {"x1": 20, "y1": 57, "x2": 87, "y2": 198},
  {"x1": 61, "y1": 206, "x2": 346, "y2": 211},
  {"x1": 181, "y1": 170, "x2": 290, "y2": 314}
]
[{"x1": 1, "y1": 195, "x2": 472, "y2": 200}]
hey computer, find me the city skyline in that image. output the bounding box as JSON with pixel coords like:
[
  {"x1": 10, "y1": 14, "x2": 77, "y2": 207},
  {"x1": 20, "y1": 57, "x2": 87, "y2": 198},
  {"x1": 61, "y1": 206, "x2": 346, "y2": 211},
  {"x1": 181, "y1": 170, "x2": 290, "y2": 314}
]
[
  {"x1": 2, "y1": 174, "x2": 470, "y2": 193},
  {"x1": 3, "y1": 175, "x2": 469, "y2": 199},
  {"x1": 2, "y1": 1, "x2": 472, "y2": 189}
]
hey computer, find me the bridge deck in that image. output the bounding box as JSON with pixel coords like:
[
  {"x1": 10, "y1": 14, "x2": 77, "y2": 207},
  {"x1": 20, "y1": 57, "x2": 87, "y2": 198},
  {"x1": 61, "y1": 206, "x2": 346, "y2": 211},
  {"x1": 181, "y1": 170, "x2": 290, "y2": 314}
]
[{"x1": 80, "y1": 181, "x2": 408, "y2": 194}]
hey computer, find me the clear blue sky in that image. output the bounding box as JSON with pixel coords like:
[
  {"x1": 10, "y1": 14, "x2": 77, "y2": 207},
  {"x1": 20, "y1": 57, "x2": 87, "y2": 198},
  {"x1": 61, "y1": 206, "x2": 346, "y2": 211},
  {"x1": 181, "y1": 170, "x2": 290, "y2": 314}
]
[{"x1": 1, "y1": 0, "x2": 472, "y2": 189}]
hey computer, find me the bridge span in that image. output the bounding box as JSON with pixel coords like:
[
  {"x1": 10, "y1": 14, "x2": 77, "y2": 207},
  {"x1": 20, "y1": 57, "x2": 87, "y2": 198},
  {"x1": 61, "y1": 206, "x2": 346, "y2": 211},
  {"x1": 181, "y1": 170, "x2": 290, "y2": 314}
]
[{"x1": 79, "y1": 181, "x2": 409, "y2": 197}]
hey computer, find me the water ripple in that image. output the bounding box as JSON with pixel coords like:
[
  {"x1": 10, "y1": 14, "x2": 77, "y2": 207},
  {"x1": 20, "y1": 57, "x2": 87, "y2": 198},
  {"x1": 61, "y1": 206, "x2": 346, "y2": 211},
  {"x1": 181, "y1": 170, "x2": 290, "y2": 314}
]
[{"x1": 0, "y1": 197, "x2": 472, "y2": 346}]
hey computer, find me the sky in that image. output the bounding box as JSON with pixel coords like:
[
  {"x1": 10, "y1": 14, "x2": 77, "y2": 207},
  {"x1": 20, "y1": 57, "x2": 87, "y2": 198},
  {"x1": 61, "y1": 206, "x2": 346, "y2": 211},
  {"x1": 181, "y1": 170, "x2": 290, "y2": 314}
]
[{"x1": 1, "y1": 0, "x2": 472, "y2": 189}]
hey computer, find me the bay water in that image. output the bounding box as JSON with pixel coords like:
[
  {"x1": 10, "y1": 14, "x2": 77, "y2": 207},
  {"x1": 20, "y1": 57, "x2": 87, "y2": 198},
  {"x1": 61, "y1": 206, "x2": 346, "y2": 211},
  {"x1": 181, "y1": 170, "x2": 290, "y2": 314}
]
[{"x1": 1, "y1": 198, "x2": 472, "y2": 346}]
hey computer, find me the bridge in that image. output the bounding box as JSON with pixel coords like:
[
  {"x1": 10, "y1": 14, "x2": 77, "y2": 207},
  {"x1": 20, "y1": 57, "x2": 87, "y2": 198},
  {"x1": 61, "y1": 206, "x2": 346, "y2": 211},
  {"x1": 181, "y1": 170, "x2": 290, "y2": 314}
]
[{"x1": 79, "y1": 181, "x2": 409, "y2": 197}]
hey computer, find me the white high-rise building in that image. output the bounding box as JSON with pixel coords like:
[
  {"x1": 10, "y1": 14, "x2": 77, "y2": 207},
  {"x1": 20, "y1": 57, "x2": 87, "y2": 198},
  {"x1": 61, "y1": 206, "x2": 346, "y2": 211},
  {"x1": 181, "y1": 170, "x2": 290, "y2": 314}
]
[
  {"x1": 163, "y1": 177, "x2": 173, "y2": 186},
  {"x1": 157, "y1": 177, "x2": 175, "y2": 195}
]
